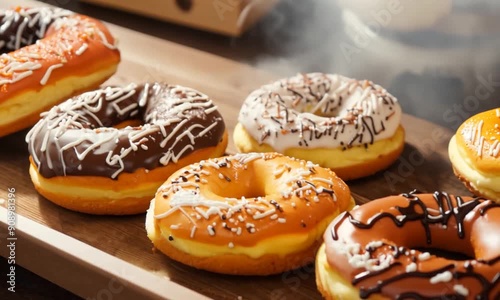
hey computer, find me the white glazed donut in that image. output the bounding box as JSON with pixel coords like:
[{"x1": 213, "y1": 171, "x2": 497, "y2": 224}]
[{"x1": 234, "y1": 73, "x2": 405, "y2": 180}]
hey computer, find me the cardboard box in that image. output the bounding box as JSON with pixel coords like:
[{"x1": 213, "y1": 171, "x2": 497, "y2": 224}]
[{"x1": 80, "y1": 0, "x2": 279, "y2": 36}]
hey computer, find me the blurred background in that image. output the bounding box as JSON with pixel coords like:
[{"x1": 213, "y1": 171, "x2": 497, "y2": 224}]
[{"x1": 38, "y1": 0, "x2": 500, "y2": 130}]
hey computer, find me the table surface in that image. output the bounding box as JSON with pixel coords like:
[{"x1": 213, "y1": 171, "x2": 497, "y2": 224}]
[{"x1": 0, "y1": 0, "x2": 498, "y2": 299}]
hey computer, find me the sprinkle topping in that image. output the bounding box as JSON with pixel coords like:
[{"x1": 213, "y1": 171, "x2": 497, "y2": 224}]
[
  {"x1": 155, "y1": 153, "x2": 340, "y2": 243},
  {"x1": 26, "y1": 83, "x2": 226, "y2": 179},
  {"x1": 238, "y1": 73, "x2": 402, "y2": 151},
  {"x1": 0, "y1": 7, "x2": 118, "y2": 89}
]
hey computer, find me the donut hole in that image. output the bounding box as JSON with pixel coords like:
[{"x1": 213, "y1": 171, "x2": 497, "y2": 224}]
[
  {"x1": 206, "y1": 164, "x2": 269, "y2": 200},
  {"x1": 209, "y1": 177, "x2": 267, "y2": 199},
  {"x1": 414, "y1": 247, "x2": 473, "y2": 261}
]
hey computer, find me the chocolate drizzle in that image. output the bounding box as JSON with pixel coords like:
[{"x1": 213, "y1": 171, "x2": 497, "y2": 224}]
[
  {"x1": 0, "y1": 7, "x2": 72, "y2": 53},
  {"x1": 26, "y1": 83, "x2": 226, "y2": 179},
  {"x1": 328, "y1": 191, "x2": 500, "y2": 299},
  {"x1": 237, "y1": 73, "x2": 402, "y2": 152}
]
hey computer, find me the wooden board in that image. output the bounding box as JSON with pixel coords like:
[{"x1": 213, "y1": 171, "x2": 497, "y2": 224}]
[{"x1": 0, "y1": 1, "x2": 472, "y2": 299}]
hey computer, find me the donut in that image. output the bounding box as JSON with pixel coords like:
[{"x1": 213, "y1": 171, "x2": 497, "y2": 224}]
[
  {"x1": 0, "y1": 6, "x2": 120, "y2": 137},
  {"x1": 26, "y1": 83, "x2": 228, "y2": 215},
  {"x1": 449, "y1": 108, "x2": 500, "y2": 203},
  {"x1": 234, "y1": 73, "x2": 405, "y2": 180},
  {"x1": 146, "y1": 152, "x2": 354, "y2": 275},
  {"x1": 316, "y1": 191, "x2": 500, "y2": 300}
]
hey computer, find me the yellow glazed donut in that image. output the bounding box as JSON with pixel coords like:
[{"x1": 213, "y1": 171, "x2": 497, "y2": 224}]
[
  {"x1": 146, "y1": 152, "x2": 354, "y2": 275},
  {"x1": 449, "y1": 108, "x2": 500, "y2": 202},
  {"x1": 316, "y1": 191, "x2": 500, "y2": 299},
  {"x1": 234, "y1": 73, "x2": 405, "y2": 180}
]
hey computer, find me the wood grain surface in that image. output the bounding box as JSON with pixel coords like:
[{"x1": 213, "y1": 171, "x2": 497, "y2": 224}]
[{"x1": 0, "y1": 1, "x2": 473, "y2": 299}]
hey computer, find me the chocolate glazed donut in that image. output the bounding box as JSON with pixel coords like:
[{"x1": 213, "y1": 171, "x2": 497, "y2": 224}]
[
  {"x1": 27, "y1": 82, "x2": 225, "y2": 179},
  {"x1": 318, "y1": 191, "x2": 500, "y2": 300},
  {"x1": 0, "y1": 7, "x2": 71, "y2": 53},
  {"x1": 26, "y1": 82, "x2": 227, "y2": 215}
]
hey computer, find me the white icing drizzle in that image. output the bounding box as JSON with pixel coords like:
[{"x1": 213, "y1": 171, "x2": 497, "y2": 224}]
[
  {"x1": 75, "y1": 43, "x2": 88, "y2": 55},
  {"x1": 26, "y1": 83, "x2": 224, "y2": 179},
  {"x1": 40, "y1": 63, "x2": 63, "y2": 85},
  {"x1": 0, "y1": 7, "x2": 118, "y2": 89},
  {"x1": 154, "y1": 153, "x2": 338, "y2": 243},
  {"x1": 237, "y1": 73, "x2": 402, "y2": 151},
  {"x1": 461, "y1": 112, "x2": 500, "y2": 158}
]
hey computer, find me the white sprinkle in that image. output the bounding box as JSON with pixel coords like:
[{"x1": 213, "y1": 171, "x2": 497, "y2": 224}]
[
  {"x1": 430, "y1": 271, "x2": 453, "y2": 284},
  {"x1": 253, "y1": 209, "x2": 276, "y2": 220},
  {"x1": 218, "y1": 173, "x2": 224, "y2": 179},
  {"x1": 40, "y1": 63, "x2": 64, "y2": 85},
  {"x1": 190, "y1": 226, "x2": 197, "y2": 238},
  {"x1": 236, "y1": 227, "x2": 242, "y2": 235},
  {"x1": 238, "y1": 215, "x2": 245, "y2": 222},
  {"x1": 228, "y1": 242, "x2": 234, "y2": 249},
  {"x1": 418, "y1": 252, "x2": 431, "y2": 261},
  {"x1": 170, "y1": 224, "x2": 180, "y2": 230},
  {"x1": 406, "y1": 262, "x2": 417, "y2": 273},
  {"x1": 313, "y1": 196, "x2": 319, "y2": 202},
  {"x1": 453, "y1": 284, "x2": 469, "y2": 296},
  {"x1": 270, "y1": 214, "x2": 278, "y2": 220},
  {"x1": 291, "y1": 202, "x2": 296, "y2": 208},
  {"x1": 75, "y1": 43, "x2": 88, "y2": 55},
  {"x1": 277, "y1": 218, "x2": 286, "y2": 223},
  {"x1": 207, "y1": 225, "x2": 215, "y2": 236}
]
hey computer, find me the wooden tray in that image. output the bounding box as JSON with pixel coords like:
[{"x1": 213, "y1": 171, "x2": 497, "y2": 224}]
[{"x1": 0, "y1": 1, "x2": 471, "y2": 299}]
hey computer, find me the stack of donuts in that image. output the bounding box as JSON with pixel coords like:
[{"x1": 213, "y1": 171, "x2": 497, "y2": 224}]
[{"x1": 3, "y1": 5, "x2": 499, "y2": 300}]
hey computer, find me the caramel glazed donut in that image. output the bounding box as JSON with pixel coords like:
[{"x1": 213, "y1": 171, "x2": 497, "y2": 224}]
[
  {"x1": 449, "y1": 108, "x2": 500, "y2": 203},
  {"x1": 146, "y1": 152, "x2": 354, "y2": 275},
  {"x1": 0, "y1": 7, "x2": 120, "y2": 137},
  {"x1": 234, "y1": 73, "x2": 405, "y2": 181},
  {"x1": 316, "y1": 191, "x2": 500, "y2": 300},
  {"x1": 26, "y1": 83, "x2": 228, "y2": 215}
]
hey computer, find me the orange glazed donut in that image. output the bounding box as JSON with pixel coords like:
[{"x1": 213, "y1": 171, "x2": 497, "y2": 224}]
[
  {"x1": 0, "y1": 6, "x2": 120, "y2": 137},
  {"x1": 146, "y1": 152, "x2": 354, "y2": 275},
  {"x1": 26, "y1": 83, "x2": 227, "y2": 215},
  {"x1": 234, "y1": 73, "x2": 405, "y2": 180},
  {"x1": 449, "y1": 108, "x2": 500, "y2": 203},
  {"x1": 316, "y1": 191, "x2": 500, "y2": 300}
]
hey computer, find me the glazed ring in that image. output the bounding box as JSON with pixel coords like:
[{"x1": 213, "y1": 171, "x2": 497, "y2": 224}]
[
  {"x1": 146, "y1": 152, "x2": 354, "y2": 275},
  {"x1": 26, "y1": 83, "x2": 228, "y2": 215},
  {"x1": 449, "y1": 108, "x2": 500, "y2": 203},
  {"x1": 234, "y1": 73, "x2": 405, "y2": 180},
  {"x1": 0, "y1": 6, "x2": 120, "y2": 137},
  {"x1": 316, "y1": 191, "x2": 500, "y2": 300}
]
